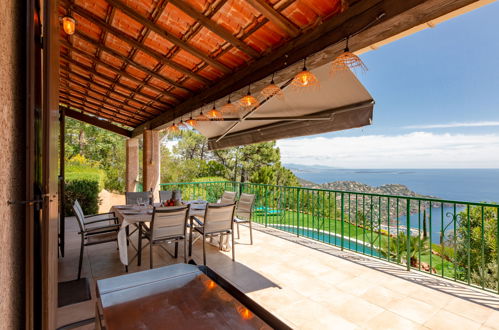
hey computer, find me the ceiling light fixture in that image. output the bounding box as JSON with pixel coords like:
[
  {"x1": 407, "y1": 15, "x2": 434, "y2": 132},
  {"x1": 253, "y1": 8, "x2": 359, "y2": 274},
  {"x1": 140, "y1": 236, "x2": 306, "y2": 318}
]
[
  {"x1": 62, "y1": 16, "x2": 76, "y2": 35},
  {"x1": 331, "y1": 36, "x2": 367, "y2": 73},
  {"x1": 239, "y1": 85, "x2": 260, "y2": 109},
  {"x1": 261, "y1": 73, "x2": 284, "y2": 100},
  {"x1": 292, "y1": 58, "x2": 319, "y2": 88},
  {"x1": 206, "y1": 102, "x2": 223, "y2": 120}
]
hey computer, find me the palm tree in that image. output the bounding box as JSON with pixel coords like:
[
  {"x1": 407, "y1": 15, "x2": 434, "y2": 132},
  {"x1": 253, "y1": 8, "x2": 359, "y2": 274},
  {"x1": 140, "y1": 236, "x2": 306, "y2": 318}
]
[{"x1": 380, "y1": 233, "x2": 429, "y2": 267}]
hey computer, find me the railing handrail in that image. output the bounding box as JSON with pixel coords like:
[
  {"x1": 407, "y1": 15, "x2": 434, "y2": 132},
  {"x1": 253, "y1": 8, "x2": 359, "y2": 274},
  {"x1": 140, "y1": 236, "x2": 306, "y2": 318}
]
[{"x1": 160, "y1": 181, "x2": 499, "y2": 208}]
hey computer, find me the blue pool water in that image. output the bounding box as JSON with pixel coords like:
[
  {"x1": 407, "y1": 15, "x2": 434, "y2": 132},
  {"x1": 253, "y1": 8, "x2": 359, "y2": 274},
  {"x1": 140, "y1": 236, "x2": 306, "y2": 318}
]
[{"x1": 271, "y1": 225, "x2": 380, "y2": 257}]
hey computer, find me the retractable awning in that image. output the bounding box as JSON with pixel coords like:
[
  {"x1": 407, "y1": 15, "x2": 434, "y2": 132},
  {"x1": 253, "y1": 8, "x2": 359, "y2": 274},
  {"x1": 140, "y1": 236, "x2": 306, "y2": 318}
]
[{"x1": 193, "y1": 64, "x2": 374, "y2": 150}]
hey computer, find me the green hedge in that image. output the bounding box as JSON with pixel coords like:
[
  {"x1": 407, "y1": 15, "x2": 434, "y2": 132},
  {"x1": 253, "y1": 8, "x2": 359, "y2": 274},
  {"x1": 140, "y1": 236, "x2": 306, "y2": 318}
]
[{"x1": 64, "y1": 165, "x2": 105, "y2": 216}]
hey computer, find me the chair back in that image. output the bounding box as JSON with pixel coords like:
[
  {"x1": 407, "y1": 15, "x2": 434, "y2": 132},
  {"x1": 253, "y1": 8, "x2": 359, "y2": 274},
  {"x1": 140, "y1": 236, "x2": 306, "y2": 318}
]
[
  {"x1": 236, "y1": 193, "x2": 255, "y2": 220},
  {"x1": 150, "y1": 206, "x2": 188, "y2": 241},
  {"x1": 126, "y1": 191, "x2": 151, "y2": 205},
  {"x1": 220, "y1": 191, "x2": 237, "y2": 204},
  {"x1": 158, "y1": 190, "x2": 173, "y2": 203},
  {"x1": 73, "y1": 200, "x2": 86, "y2": 232},
  {"x1": 159, "y1": 190, "x2": 182, "y2": 203},
  {"x1": 203, "y1": 203, "x2": 236, "y2": 233}
]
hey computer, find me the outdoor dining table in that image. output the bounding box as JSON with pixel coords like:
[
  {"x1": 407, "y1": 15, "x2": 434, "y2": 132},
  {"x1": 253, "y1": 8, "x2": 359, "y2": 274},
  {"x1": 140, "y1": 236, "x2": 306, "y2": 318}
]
[
  {"x1": 111, "y1": 201, "x2": 209, "y2": 268},
  {"x1": 95, "y1": 263, "x2": 290, "y2": 330}
]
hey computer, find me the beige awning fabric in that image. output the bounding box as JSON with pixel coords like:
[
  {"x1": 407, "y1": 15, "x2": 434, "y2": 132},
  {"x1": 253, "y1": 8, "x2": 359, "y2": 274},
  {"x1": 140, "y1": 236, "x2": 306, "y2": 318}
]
[{"x1": 195, "y1": 63, "x2": 374, "y2": 150}]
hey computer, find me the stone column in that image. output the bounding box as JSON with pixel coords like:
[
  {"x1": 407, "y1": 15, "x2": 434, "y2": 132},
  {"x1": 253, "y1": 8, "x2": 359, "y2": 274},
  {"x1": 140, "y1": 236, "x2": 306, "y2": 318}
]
[
  {"x1": 125, "y1": 138, "x2": 139, "y2": 192},
  {"x1": 142, "y1": 129, "x2": 160, "y2": 202}
]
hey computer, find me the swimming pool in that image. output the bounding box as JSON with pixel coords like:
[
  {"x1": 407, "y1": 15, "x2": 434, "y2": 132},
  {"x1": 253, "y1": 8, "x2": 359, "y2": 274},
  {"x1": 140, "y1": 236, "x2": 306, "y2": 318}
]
[{"x1": 270, "y1": 224, "x2": 380, "y2": 257}]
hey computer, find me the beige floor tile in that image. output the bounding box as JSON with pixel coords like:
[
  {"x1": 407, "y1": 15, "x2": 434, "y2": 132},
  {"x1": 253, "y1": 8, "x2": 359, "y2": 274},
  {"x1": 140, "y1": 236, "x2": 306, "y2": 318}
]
[
  {"x1": 424, "y1": 310, "x2": 482, "y2": 330},
  {"x1": 360, "y1": 286, "x2": 405, "y2": 308},
  {"x1": 483, "y1": 311, "x2": 499, "y2": 329},
  {"x1": 365, "y1": 310, "x2": 420, "y2": 330},
  {"x1": 385, "y1": 297, "x2": 438, "y2": 324},
  {"x1": 444, "y1": 299, "x2": 495, "y2": 323}
]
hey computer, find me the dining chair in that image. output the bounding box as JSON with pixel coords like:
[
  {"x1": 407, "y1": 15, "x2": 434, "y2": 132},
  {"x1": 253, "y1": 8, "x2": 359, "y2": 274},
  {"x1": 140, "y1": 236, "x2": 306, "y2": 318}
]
[
  {"x1": 192, "y1": 203, "x2": 236, "y2": 265},
  {"x1": 143, "y1": 206, "x2": 189, "y2": 268},
  {"x1": 220, "y1": 191, "x2": 237, "y2": 204},
  {"x1": 234, "y1": 193, "x2": 256, "y2": 244},
  {"x1": 73, "y1": 201, "x2": 120, "y2": 279},
  {"x1": 73, "y1": 199, "x2": 118, "y2": 226},
  {"x1": 126, "y1": 191, "x2": 152, "y2": 205},
  {"x1": 159, "y1": 190, "x2": 182, "y2": 204},
  {"x1": 158, "y1": 190, "x2": 173, "y2": 204}
]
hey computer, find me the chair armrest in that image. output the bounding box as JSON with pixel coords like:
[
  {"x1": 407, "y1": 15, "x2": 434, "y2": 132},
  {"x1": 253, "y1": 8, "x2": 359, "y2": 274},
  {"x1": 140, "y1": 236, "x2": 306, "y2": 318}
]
[
  {"x1": 192, "y1": 216, "x2": 204, "y2": 226},
  {"x1": 85, "y1": 217, "x2": 120, "y2": 225},
  {"x1": 84, "y1": 212, "x2": 115, "y2": 219},
  {"x1": 81, "y1": 224, "x2": 120, "y2": 235}
]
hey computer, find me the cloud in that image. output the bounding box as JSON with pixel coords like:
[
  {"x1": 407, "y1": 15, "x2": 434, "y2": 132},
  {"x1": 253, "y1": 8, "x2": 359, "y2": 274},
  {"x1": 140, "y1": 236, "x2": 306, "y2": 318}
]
[
  {"x1": 277, "y1": 132, "x2": 499, "y2": 168},
  {"x1": 403, "y1": 121, "x2": 499, "y2": 129}
]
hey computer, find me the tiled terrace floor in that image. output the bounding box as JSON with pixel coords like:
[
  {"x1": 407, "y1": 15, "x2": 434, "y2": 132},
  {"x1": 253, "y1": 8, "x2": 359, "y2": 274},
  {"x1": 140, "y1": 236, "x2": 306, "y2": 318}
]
[{"x1": 58, "y1": 217, "x2": 499, "y2": 329}]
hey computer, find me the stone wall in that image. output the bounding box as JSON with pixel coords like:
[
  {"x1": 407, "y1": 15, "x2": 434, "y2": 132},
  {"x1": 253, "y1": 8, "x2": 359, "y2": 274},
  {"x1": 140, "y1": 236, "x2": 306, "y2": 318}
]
[{"x1": 0, "y1": 0, "x2": 26, "y2": 328}]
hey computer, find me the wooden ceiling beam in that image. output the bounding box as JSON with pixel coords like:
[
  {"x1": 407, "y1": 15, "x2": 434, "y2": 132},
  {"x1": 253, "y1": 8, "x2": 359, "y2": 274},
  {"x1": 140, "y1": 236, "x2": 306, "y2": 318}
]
[
  {"x1": 61, "y1": 56, "x2": 171, "y2": 108},
  {"x1": 60, "y1": 77, "x2": 152, "y2": 120},
  {"x1": 244, "y1": 0, "x2": 300, "y2": 37},
  {"x1": 167, "y1": 0, "x2": 260, "y2": 58},
  {"x1": 62, "y1": 106, "x2": 133, "y2": 137},
  {"x1": 61, "y1": 67, "x2": 163, "y2": 114},
  {"x1": 60, "y1": 89, "x2": 143, "y2": 124},
  {"x1": 61, "y1": 40, "x2": 180, "y2": 103},
  {"x1": 72, "y1": 31, "x2": 193, "y2": 94},
  {"x1": 62, "y1": 0, "x2": 210, "y2": 85},
  {"x1": 132, "y1": 0, "x2": 478, "y2": 137},
  {"x1": 104, "y1": 0, "x2": 232, "y2": 74},
  {"x1": 60, "y1": 98, "x2": 136, "y2": 127}
]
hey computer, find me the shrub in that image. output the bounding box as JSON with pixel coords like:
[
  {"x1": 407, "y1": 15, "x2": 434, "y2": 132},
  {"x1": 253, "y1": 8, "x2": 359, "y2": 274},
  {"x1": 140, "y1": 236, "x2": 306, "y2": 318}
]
[
  {"x1": 64, "y1": 179, "x2": 101, "y2": 216},
  {"x1": 64, "y1": 165, "x2": 105, "y2": 216}
]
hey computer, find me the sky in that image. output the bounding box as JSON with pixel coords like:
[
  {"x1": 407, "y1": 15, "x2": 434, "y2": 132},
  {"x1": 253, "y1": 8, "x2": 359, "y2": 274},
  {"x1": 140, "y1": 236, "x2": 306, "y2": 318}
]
[{"x1": 278, "y1": 1, "x2": 499, "y2": 169}]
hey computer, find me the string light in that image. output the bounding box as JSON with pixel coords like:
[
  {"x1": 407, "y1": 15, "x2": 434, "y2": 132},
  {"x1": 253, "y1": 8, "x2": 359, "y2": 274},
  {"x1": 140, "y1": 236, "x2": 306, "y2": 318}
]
[
  {"x1": 292, "y1": 58, "x2": 319, "y2": 88},
  {"x1": 206, "y1": 102, "x2": 223, "y2": 120},
  {"x1": 196, "y1": 109, "x2": 209, "y2": 121},
  {"x1": 221, "y1": 95, "x2": 238, "y2": 114},
  {"x1": 186, "y1": 113, "x2": 197, "y2": 127},
  {"x1": 167, "y1": 122, "x2": 180, "y2": 133},
  {"x1": 261, "y1": 73, "x2": 284, "y2": 100},
  {"x1": 239, "y1": 85, "x2": 259, "y2": 109},
  {"x1": 62, "y1": 16, "x2": 76, "y2": 35},
  {"x1": 331, "y1": 36, "x2": 367, "y2": 73}
]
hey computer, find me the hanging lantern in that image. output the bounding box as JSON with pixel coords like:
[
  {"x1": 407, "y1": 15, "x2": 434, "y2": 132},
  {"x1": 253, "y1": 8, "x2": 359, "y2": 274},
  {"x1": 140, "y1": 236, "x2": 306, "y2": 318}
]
[
  {"x1": 239, "y1": 85, "x2": 260, "y2": 109},
  {"x1": 186, "y1": 115, "x2": 197, "y2": 127},
  {"x1": 261, "y1": 73, "x2": 284, "y2": 100},
  {"x1": 167, "y1": 123, "x2": 180, "y2": 133},
  {"x1": 178, "y1": 120, "x2": 188, "y2": 130},
  {"x1": 331, "y1": 36, "x2": 367, "y2": 73},
  {"x1": 221, "y1": 96, "x2": 238, "y2": 114},
  {"x1": 196, "y1": 110, "x2": 209, "y2": 121},
  {"x1": 206, "y1": 103, "x2": 223, "y2": 120},
  {"x1": 292, "y1": 58, "x2": 319, "y2": 88},
  {"x1": 62, "y1": 16, "x2": 76, "y2": 35}
]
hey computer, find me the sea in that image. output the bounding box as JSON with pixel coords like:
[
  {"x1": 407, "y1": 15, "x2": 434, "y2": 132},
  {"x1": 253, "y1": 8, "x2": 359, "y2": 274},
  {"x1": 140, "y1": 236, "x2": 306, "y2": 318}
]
[
  {"x1": 291, "y1": 168, "x2": 499, "y2": 203},
  {"x1": 290, "y1": 168, "x2": 499, "y2": 243}
]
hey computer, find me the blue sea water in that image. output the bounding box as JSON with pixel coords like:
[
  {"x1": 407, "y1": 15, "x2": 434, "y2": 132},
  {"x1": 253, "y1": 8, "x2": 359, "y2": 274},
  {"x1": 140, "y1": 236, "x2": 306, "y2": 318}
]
[{"x1": 291, "y1": 168, "x2": 499, "y2": 203}]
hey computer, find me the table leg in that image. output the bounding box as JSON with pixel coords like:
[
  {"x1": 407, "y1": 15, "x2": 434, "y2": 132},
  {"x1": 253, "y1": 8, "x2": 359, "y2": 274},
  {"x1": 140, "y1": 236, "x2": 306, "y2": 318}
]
[
  {"x1": 189, "y1": 216, "x2": 193, "y2": 257},
  {"x1": 138, "y1": 223, "x2": 142, "y2": 266}
]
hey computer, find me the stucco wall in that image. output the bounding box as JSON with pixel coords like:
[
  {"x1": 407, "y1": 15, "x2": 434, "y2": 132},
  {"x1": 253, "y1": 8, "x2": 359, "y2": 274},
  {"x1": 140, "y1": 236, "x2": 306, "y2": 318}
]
[{"x1": 0, "y1": 0, "x2": 26, "y2": 328}]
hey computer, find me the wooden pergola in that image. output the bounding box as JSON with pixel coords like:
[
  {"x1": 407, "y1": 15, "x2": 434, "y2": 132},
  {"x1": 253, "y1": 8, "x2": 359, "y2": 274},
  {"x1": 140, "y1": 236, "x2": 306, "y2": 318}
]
[{"x1": 59, "y1": 0, "x2": 487, "y2": 139}]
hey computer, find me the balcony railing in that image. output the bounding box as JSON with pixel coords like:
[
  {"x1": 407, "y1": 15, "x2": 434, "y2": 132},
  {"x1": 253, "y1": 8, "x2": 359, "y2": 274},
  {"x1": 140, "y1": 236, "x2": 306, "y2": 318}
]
[{"x1": 160, "y1": 181, "x2": 499, "y2": 294}]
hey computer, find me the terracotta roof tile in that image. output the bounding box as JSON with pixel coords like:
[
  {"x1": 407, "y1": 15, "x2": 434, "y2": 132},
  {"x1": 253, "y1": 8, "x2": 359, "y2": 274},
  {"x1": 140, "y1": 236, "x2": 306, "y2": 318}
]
[{"x1": 60, "y1": 0, "x2": 344, "y2": 128}]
